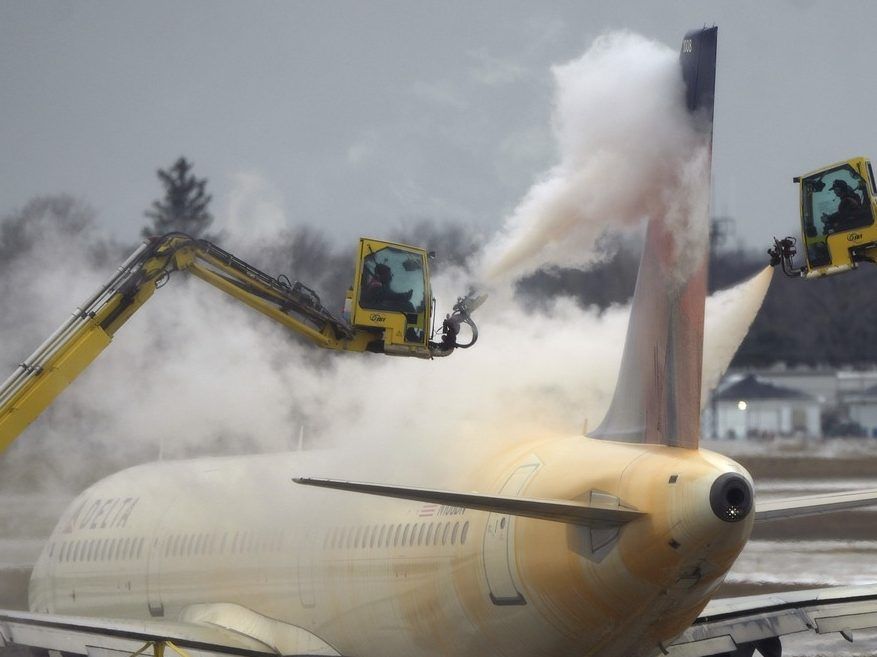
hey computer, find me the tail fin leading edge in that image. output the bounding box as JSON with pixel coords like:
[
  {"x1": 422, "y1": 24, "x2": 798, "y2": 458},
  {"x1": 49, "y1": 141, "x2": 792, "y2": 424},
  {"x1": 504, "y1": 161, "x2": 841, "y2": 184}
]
[{"x1": 591, "y1": 27, "x2": 717, "y2": 449}]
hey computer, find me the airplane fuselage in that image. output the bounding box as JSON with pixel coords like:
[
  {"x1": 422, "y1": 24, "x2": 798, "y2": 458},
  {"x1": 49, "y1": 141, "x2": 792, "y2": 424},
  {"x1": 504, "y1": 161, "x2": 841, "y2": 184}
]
[{"x1": 28, "y1": 436, "x2": 754, "y2": 657}]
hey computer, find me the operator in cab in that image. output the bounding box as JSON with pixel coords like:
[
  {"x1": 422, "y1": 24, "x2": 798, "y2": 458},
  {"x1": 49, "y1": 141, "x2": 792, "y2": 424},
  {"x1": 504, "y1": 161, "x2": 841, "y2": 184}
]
[
  {"x1": 822, "y1": 179, "x2": 866, "y2": 233},
  {"x1": 362, "y1": 263, "x2": 415, "y2": 312}
]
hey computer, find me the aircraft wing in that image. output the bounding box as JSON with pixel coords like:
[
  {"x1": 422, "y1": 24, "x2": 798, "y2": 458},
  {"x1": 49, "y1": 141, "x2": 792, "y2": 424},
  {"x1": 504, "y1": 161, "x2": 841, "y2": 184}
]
[
  {"x1": 293, "y1": 477, "x2": 644, "y2": 527},
  {"x1": 754, "y1": 488, "x2": 877, "y2": 521},
  {"x1": 666, "y1": 584, "x2": 877, "y2": 656},
  {"x1": 0, "y1": 605, "x2": 341, "y2": 657}
]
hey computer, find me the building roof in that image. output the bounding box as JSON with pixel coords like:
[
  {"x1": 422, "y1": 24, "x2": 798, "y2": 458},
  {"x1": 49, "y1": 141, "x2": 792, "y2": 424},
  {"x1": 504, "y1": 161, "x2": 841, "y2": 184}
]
[{"x1": 714, "y1": 374, "x2": 813, "y2": 402}]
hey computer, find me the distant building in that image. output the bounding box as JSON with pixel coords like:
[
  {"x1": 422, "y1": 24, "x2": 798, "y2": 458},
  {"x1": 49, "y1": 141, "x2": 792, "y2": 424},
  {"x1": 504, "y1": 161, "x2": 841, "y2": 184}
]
[
  {"x1": 708, "y1": 374, "x2": 820, "y2": 439},
  {"x1": 844, "y1": 384, "x2": 877, "y2": 437}
]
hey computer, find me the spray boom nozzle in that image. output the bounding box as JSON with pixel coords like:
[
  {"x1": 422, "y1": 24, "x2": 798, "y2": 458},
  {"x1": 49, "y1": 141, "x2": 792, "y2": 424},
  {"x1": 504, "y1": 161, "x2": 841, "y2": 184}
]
[{"x1": 430, "y1": 290, "x2": 486, "y2": 357}]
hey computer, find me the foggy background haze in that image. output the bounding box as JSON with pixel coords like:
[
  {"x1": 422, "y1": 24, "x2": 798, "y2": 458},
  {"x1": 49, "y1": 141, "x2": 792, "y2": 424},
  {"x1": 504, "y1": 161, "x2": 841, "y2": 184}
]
[{"x1": 2, "y1": 1, "x2": 877, "y2": 249}]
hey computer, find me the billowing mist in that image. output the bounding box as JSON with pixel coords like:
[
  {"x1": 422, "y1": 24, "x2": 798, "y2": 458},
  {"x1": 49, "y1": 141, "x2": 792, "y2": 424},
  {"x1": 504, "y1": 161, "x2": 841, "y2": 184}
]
[{"x1": 0, "y1": 32, "x2": 770, "y2": 494}]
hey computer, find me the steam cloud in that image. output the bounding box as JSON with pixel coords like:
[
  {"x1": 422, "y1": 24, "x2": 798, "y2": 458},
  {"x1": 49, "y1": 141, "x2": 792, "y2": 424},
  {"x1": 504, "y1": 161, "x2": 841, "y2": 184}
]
[
  {"x1": 478, "y1": 32, "x2": 710, "y2": 287},
  {"x1": 0, "y1": 31, "x2": 769, "y2": 495}
]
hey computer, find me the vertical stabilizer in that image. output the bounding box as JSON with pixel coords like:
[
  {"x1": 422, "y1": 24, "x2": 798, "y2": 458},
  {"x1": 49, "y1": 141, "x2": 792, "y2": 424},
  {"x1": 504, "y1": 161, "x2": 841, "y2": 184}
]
[{"x1": 591, "y1": 27, "x2": 717, "y2": 449}]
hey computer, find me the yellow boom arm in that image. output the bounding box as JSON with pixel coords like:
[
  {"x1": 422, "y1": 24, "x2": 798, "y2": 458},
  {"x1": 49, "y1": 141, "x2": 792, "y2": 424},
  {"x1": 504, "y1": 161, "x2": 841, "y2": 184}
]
[{"x1": 0, "y1": 233, "x2": 482, "y2": 454}]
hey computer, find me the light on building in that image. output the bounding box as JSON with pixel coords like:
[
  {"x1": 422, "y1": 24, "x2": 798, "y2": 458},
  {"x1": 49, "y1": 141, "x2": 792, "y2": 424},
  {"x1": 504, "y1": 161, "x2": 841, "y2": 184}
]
[{"x1": 737, "y1": 400, "x2": 748, "y2": 411}]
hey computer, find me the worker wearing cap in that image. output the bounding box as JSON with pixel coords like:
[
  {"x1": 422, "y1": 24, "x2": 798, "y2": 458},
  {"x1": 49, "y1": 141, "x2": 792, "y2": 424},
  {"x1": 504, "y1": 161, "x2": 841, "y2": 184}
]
[{"x1": 822, "y1": 178, "x2": 866, "y2": 233}]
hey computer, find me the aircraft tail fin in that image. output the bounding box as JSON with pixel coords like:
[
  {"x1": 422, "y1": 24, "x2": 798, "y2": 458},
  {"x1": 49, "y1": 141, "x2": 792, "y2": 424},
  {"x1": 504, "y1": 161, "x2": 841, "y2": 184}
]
[{"x1": 590, "y1": 27, "x2": 717, "y2": 449}]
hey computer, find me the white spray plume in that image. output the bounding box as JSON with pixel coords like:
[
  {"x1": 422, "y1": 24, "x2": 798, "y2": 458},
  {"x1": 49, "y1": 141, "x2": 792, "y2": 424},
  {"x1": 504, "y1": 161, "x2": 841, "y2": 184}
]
[
  {"x1": 0, "y1": 32, "x2": 770, "y2": 495},
  {"x1": 478, "y1": 31, "x2": 708, "y2": 286},
  {"x1": 702, "y1": 267, "x2": 774, "y2": 407}
]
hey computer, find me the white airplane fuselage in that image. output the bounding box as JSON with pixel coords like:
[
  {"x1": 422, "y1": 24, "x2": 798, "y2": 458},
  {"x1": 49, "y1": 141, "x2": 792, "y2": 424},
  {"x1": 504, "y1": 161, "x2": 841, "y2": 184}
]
[{"x1": 28, "y1": 436, "x2": 754, "y2": 657}]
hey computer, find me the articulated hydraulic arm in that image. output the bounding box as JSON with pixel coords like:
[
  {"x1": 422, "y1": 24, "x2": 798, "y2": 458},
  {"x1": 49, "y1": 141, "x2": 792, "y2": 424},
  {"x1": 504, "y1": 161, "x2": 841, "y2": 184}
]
[{"x1": 0, "y1": 233, "x2": 482, "y2": 454}]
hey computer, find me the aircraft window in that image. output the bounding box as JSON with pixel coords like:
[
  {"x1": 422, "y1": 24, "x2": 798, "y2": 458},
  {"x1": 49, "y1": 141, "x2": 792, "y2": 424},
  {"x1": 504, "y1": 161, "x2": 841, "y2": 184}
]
[
  {"x1": 401, "y1": 524, "x2": 410, "y2": 546},
  {"x1": 164, "y1": 537, "x2": 172, "y2": 557},
  {"x1": 137, "y1": 537, "x2": 145, "y2": 559},
  {"x1": 378, "y1": 525, "x2": 386, "y2": 547},
  {"x1": 97, "y1": 539, "x2": 106, "y2": 560},
  {"x1": 426, "y1": 523, "x2": 435, "y2": 545},
  {"x1": 461, "y1": 521, "x2": 469, "y2": 544},
  {"x1": 442, "y1": 523, "x2": 450, "y2": 546},
  {"x1": 393, "y1": 525, "x2": 402, "y2": 547},
  {"x1": 86, "y1": 540, "x2": 95, "y2": 561},
  {"x1": 220, "y1": 533, "x2": 227, "y2": 554},
  {"x1": 369, "y1": 526, "x2": 376, "y2": 548},
  {"x1": 112, "y1": 539, "x2": 121, "y2": 560},
  {"x1": 195, "y1": 534, "x2": 204, "y2": 554},
  {"x1": 354, "y1": 526, "x2": 362, "y2": 549},
  {"x1": 48, "y1": 543, "x2": 54, "y2": 558},
  {"x1": 451, "y1": 522, "x2": 460, "y2": 545},
  {"x1": 417, "y1": 524, "x2": 426, "y2": 546},
  {"x1": 231, "y1": 532, "x2": 240, "y2": 553},
  {"x1": 59, "y1": 542, "x2": 66, "y2": 562}
]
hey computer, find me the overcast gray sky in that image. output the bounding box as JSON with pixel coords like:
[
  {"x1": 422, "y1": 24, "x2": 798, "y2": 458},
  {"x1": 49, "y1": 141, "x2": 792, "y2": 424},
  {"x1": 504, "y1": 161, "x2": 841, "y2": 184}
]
[{"x1": 2, "y1": 1, "x2": 876, "y2": 252}]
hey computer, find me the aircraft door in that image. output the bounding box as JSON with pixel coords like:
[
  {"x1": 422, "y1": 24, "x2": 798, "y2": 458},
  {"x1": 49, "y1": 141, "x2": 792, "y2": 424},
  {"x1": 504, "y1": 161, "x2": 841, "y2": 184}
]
[
  {"x1": 482, "y1": 457, "x2": 541, "y2": 605},
  {"x1": 298, "y1": 530, "x2": 316, "y2": 609},
  {"x1": 145, "y1": 496, "x2": 177, "y2": 618},
  {"x1": 146, "y1": 534, "x2": 165, "y2": 617}
]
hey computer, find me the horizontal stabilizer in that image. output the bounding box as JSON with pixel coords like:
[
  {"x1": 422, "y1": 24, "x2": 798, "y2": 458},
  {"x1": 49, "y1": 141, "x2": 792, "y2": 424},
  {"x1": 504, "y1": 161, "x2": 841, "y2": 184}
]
[
  {"x1": 293, "y1": 477, "x2": 644, "y2": 527},
  {"x1": 755, "y1": 488, "x2": 877, "y2": 522}
]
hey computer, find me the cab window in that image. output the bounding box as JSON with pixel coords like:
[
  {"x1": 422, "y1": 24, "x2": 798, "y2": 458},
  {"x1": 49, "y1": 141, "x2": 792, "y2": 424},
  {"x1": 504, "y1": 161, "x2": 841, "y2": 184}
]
[{"x1": 360, "y1": 247, "x2": 425, "y2": 314}]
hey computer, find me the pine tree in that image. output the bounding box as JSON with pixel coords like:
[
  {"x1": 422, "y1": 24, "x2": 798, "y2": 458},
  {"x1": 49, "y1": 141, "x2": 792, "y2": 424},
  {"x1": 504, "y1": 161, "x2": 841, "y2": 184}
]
[{"x1": 142, "y1": 157, "x2": 214, "y2": 238}]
